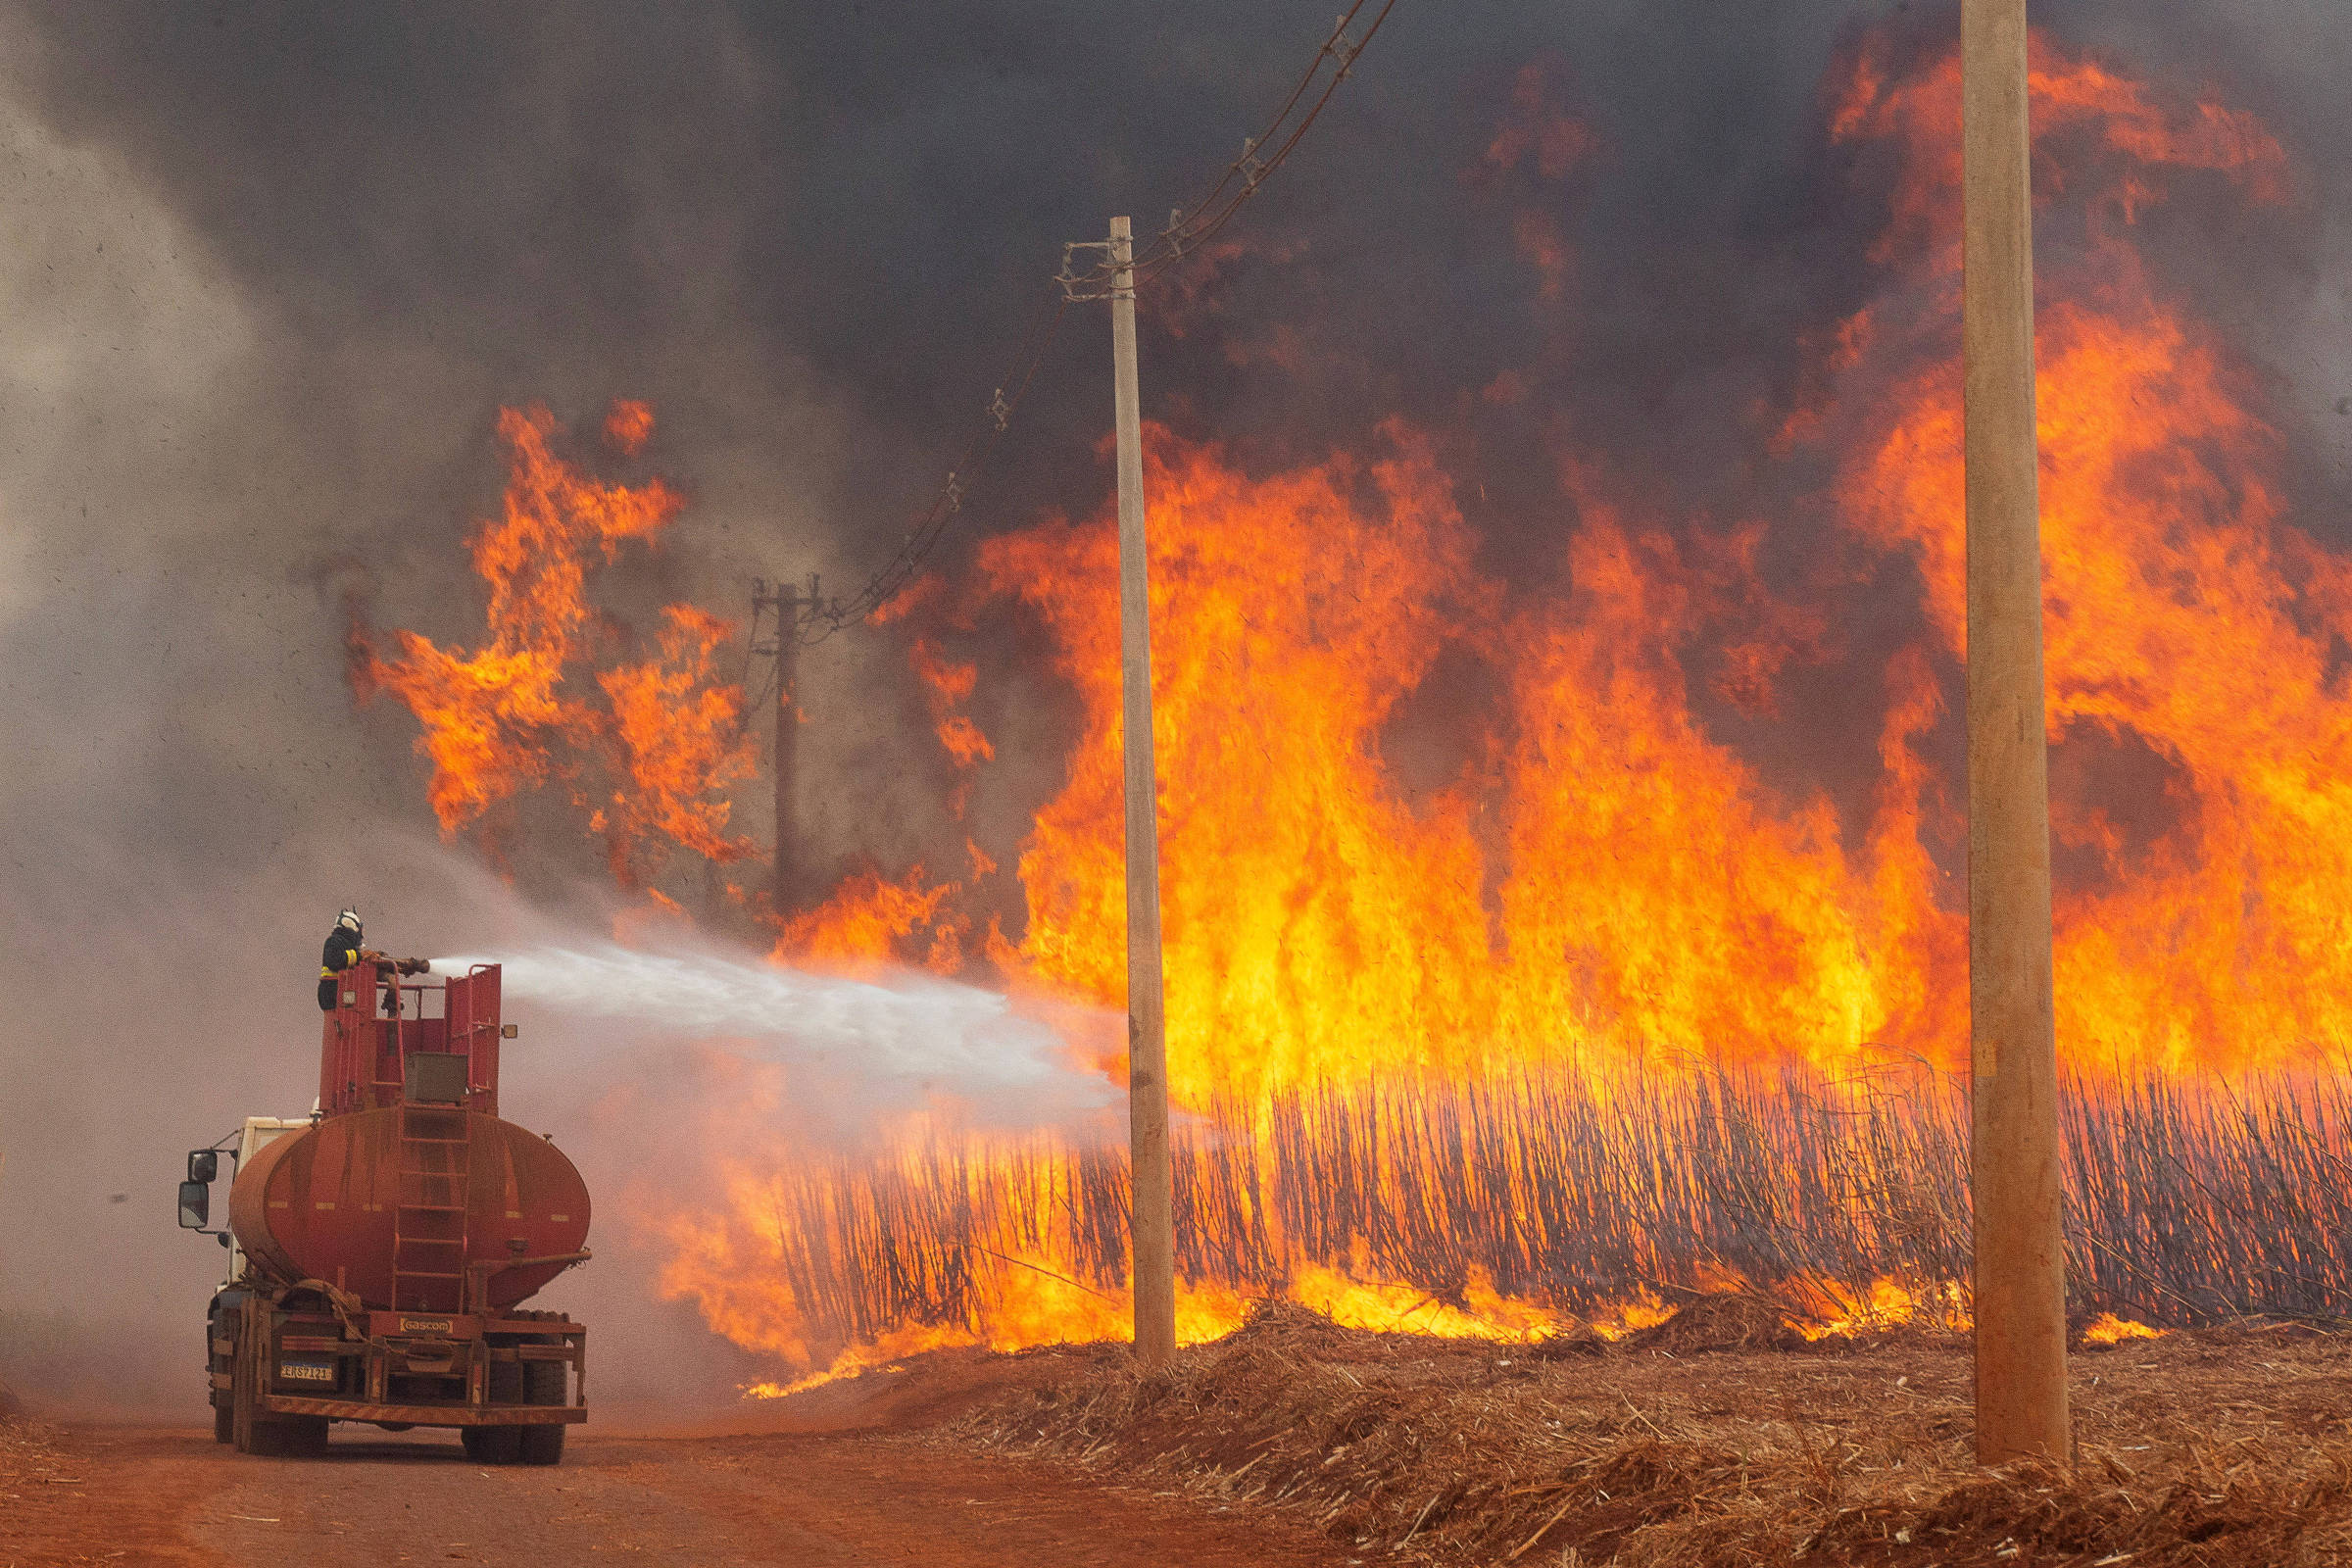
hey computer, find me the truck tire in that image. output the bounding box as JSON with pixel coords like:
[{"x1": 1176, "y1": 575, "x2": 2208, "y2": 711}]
[
  {"x1": 462, "y1": 1425, "x2": 523, "y2": 1464},
  {"x1": 516, "y1": 1422, "x2": 565, "y2": 1465},
  {"x1": 245, "y1": 1412, "x2": 327, "y2": 1458},
  {"x1": 208, "y1": 1304, "x2": 235, "y2": 1444},
  {"x1": 516, "y1": 1359, "x2": 566, "y2": 1465},
  {"x1": 263, "y1": 1419, "x2": 331, "y2": 1466},
  {"x1": 229, "y1": 1323, "x2": 262, "y2": 1454},
  {"x1": 461, "y1": 1355, "x2": 530, "y2": 1463},
  {"x1": 227, "y1": 1302, "x2": 327, "y2": 1458}
]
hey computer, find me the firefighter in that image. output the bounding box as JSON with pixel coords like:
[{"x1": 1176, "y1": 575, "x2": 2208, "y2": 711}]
[{"x1": 318, "y1": 907, "x2": 378, "y2": 1010}]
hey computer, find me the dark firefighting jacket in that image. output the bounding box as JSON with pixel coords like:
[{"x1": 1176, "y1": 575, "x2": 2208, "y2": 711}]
[{"x1": 318, "y1": 926, "x2": 364, "y2": 1011}]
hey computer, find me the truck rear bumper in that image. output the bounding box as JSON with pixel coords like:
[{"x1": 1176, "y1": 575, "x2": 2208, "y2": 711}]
[{"x1": 260, "y1": 1393, "x2": 585, "y2": 1426}]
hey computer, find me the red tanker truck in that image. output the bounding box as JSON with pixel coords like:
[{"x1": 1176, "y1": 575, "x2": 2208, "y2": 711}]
[{"x1": 177, "y1": 958, "x2": 591, "y2": 1462}]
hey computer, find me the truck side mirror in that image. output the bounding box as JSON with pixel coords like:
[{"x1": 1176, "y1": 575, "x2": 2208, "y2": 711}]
[
  {"x1": 177, "y1": 1180, "x2": 211, "y2": 1230},
  {"x1": 187, "y1": 1150, "x2": 218, "y2": 1184}
]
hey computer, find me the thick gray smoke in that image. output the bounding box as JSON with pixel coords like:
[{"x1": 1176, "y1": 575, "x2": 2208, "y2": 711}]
[{"x1": 3, "y1": 0, "x2": 2350, "y2": 1414}]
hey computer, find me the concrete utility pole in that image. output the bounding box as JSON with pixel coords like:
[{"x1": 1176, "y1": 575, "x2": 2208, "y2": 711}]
[
  {"x1": 1108, "y1": 215, "x2": 1178, "y2": 1367},
  {"x1": 1963, "y1": 0, "x2": 2071, "y2": 1466}
]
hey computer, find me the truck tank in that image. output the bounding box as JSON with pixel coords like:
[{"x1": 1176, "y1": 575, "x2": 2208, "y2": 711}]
[{"x1": 227, "y1": 1105, "x2": 590, "y2": 1314}]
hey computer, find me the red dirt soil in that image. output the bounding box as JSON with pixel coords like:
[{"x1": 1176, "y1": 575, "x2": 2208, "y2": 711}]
[
  {"x1": 0, "y1": 1358, "x2": 1347, "y2": 1568},
  {"x1": 15, "y1": 1311, "x2": 2352, "y2": 1567}
]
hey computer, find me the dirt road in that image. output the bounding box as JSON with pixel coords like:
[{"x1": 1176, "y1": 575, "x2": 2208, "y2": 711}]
[{"x1": 1, "y1": 1418, "x2": 1348, "y2": 1567}]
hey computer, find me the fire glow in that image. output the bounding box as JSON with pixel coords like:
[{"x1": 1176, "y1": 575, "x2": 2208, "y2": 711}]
[{"x1": 359, "y1": 31, "x2": 2348, "y2": 1381}]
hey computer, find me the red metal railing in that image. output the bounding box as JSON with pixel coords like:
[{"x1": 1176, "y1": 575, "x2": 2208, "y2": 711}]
[{"x1": 317, "y1": 962, "x2": 502, "y2": 1119}]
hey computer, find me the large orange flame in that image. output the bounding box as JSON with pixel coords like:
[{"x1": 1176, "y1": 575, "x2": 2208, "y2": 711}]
[
  {"x1": 1812, "y1": 34, "x2": 2333, "y2": 1075},
  {"x1": 357, "y1": 401, "x2": 755, "y2": 887}
]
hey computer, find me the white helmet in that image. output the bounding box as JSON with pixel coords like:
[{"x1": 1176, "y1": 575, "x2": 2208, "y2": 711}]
[{"x1": 337, "y1": 907, "x2": 363, "y2": 935}]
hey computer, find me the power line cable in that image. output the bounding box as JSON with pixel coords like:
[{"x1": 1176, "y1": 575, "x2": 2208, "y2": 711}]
[
  {"x1": 805, "y1": 287, "x2": 1068, "y2": 641},
  {"x1": 1060, "y1": 1, "x2": 1399, "y2": 299},
  {"x1": 802, "y1": 0, "x2": 1399, "y2": 645}
]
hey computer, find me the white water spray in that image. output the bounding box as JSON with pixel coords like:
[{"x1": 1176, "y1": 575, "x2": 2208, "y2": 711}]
[{"x1": 435, "y1": 940, "x2": 1109, "y2": 1102}]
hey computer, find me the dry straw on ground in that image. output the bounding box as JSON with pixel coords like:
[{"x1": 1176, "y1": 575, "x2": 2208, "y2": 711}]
[
  {"x1": 945, "y1": 1298, "x2": 2352, "y2": 1566},
  {"x1": 0, "y1": 1412, "x2": 74, "y2": 1500}
]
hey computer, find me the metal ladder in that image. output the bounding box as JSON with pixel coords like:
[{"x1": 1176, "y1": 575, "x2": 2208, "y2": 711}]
[{"x1": 390, "y1": 1104, "x2": 470, "y2": 1314}]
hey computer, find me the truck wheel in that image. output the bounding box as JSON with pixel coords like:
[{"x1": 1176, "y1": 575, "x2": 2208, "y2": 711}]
[
  {"x1": 517, "y1": 1359, "x2": 566, "y2": 1464},
  {"x1": 462, "y1": 1425, "x2": 523, "y2": 1464},
  {"x1": 275, "y1": 1415, "x2": 330, "y2": 1457},
  {"x1": 208, "y1": 1304, "x2": 235, "y2": 1444},
  {"x1": 229, "y1": 1332, "x2": 261, "y2": 1454},
  {"x1": 522, "y1": 1358, "x2": 565, "y2": 1405},
  {"x1": 228, "y1": 1311, "x2": 325, "y2": 1458},
  {"x1": 244, "y1": 1416, "x2": 322, "y2": 1458}
]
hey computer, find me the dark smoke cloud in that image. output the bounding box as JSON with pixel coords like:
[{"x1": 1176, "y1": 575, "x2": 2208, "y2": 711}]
[{"x1": 3, "y1": 0, "x2": 2349, "y2": 1405}]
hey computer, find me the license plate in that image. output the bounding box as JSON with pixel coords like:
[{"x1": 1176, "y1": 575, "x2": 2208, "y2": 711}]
[{"x1": 277, "y1": 1358, "x2": 335, "y2": 1384}]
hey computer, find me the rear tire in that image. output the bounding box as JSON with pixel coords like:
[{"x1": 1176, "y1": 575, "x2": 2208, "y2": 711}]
[
  {"x1": 517, "y1": 1354, "x2": 566, "y2": 1465},
  {"x1": 244, "y1": 1415, "x2": 326, "y2": 1458},
  {"x1": 229, "y1": 1331, "x2": 261, "y2": 1454},
  {"x1": 276, "y1": 1415, "x2": 330, "y2": 1457},
  {"x1": 521, "y1": 1358, "x2": 565, "y2": 1405},
  {"x1": 213, "y1": 1399, "x2": 233, "y2": 1445},
  {"x1": 462, "y1": 1425, "x2": 523, "y2": 1464}
]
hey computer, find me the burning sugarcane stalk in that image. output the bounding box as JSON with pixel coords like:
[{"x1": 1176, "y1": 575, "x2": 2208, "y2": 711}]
[{"x1": 662, "y1": 1064, "x2": 2352, "y2": 1379}]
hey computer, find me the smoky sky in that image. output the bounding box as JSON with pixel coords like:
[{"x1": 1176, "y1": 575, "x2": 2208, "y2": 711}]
[
  {"x1": 10, "y1": 2, "x2": 2345, "y2": 518},
  {"x1": 6, "y1": 0, "x2": 2345, "y2": 654},
  {"x1": 4, "y1": 0, "x2": 2352, "y2": 1398}
]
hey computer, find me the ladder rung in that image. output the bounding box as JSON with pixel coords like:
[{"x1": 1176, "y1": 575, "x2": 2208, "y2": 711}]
[{"x1": 394, "y1": 1269, "x2": 465, "y2": 1281}]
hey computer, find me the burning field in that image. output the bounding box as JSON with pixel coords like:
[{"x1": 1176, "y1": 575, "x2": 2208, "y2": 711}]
[{"x1": 332, "y1": 22, "x2": 2352, "y2": 1400}]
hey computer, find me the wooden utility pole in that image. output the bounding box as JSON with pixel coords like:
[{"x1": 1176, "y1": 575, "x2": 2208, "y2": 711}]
[
  {"x1": 1963, "y1": 0, "x2": 2071, "y2": 1465},
  {"x1": 1108, "y1": 214, "x2": 1178, "y2": 1367}
]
